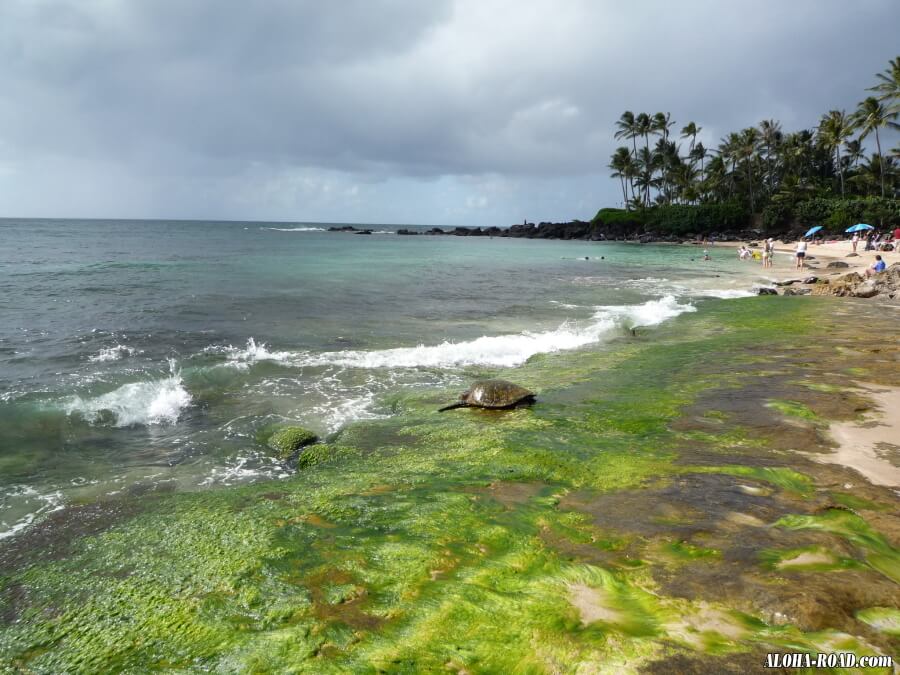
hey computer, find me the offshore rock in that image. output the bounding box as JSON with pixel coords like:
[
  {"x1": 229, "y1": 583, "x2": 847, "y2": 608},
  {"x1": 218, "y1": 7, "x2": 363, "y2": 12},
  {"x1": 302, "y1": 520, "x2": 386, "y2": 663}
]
[
  {"x1": 826, "y1": 261, "x2": 849, "y2": 268},
  {"x1": 782, "y1": 288, "x2": 812, "y2": 296},
  {"x1": 757, "y1": 287, "x2": 778, "y2": 295}
]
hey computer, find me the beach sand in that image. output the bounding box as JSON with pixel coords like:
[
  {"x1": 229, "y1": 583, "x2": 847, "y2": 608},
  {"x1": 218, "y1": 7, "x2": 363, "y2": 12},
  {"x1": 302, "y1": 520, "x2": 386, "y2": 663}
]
[
  {"x1": 715, "y1": 237, "x2": 899, "y2": 281},
  {"x1": 817, "y1": 384, "x2": 900, "y2": 488}
]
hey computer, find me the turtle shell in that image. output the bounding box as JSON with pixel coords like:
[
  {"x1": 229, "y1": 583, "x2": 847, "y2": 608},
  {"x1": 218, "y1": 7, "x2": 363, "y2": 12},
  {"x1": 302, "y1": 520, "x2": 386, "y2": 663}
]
[{"x1": 463, "y1": 379, "x2": 535, "y2": 408}]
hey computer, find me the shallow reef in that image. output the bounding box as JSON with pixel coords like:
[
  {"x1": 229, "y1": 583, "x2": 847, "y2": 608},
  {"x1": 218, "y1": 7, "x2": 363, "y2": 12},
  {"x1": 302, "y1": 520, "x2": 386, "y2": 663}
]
[{"x1": 1, "y1": 297, "x2": 899, "y2": 673}]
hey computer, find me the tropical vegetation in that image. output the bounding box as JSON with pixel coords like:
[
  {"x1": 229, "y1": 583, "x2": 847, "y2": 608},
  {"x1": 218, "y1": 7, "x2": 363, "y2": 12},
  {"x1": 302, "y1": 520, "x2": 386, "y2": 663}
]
[{"x1": 604, "y1": 56, "x2": 900, "y2": 233}]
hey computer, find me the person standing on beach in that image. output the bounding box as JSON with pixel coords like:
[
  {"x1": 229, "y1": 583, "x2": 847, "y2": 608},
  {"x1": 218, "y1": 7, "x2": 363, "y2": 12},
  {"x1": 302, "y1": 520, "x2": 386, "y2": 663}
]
[
  {"x1": 795, "y1": 239, "x2": 807, "y2": 270},
  {"x1": 852, "y1": 232, "x2": 860, "y2": 253},
  {"x1": 763, "y1": 238, "x2": 775, "y2": 268},
  {"x1": 893, "y1": 226, "x2": 900, "y2": 249}
]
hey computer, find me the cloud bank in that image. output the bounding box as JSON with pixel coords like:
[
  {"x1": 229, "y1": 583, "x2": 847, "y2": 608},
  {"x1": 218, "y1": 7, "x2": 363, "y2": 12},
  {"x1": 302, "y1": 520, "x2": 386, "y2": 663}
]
[{"x1": 0, "y1": 0, "x2": 897, "y2": 224}]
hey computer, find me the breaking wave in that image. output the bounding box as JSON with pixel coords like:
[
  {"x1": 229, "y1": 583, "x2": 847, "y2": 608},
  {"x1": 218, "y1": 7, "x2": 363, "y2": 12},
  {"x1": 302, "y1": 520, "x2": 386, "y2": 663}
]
[
  {"x1": 64, "y1": 360, "x2": 191, "y2": 427},
  {"x1": 214, "y1": 296, "x2": 694, "y2": 371},
  {"x1": 263, "y1": 226, "x2": 325, "y2": 232}
]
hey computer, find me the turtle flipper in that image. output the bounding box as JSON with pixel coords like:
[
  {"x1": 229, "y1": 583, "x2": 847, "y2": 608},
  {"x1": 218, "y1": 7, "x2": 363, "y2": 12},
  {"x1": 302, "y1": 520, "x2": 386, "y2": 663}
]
[{"x1": 437, "y1": 402, "x2": 468, "y2": 412}]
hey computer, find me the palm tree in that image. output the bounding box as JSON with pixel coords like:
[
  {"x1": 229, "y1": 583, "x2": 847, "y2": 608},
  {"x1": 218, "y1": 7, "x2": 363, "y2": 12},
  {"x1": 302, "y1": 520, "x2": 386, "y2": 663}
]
[
  {"x1": 680, "y1": 121, "x2": 701, "y2": 157},
  {"x1": 608, "y1": 147, "x2": 633, "y2": 208},
  {"x1": 817, "y1": 110, "x2": 854, "y2": 197},
  {"x1": 844, "y1": 139, "x2": 864, "y2": 169},
  {"x1": 614, "y1": 111, "x2": 639, "y2": 160},
  {"x1": 690, "y1": 142, "x2": 708, "y2": 180},
  {"x1": 651, "y1": 112, "x2": 674, "y2": 144},
  {"x1": 868, "y1": 56, "x2": 900, "y2": 116},
  {"x1": 635, "y1": 146, "x2": 656, "y2": 206},
  {"x1": 738, "y1": 127, "x2": 761, "y2": 212},
  {"x1": 718, "y1": 132, "x2": 742, "y2": 198},
  {"x1": 758, "y1": 119, "x2": 782, "y2": 194},
  {"x1": 852, "y1": 96, "x2": 898, "y2": 197},
  {"x1": 703, "y1": 155, "x2": 728, "y2": 202},
  {"x1": 636, "y1": 113, "x2": 653, "y2": 155}
]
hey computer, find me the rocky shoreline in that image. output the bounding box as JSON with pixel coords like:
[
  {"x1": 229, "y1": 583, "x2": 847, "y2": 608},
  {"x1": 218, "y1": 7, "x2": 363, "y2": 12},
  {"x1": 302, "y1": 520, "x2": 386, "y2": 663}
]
[
  {"x1": 329, "y1": 221, "x2": 763, "y2": 242},
  {"x1": 759, "y1": 261, "x2": 900, "y2": 300}
]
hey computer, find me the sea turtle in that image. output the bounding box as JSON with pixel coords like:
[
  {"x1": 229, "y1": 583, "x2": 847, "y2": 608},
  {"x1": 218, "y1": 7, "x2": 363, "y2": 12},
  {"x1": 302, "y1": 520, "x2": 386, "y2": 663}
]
[{"x1": 438, "y1": 379, "x2": 536, "y2": 412}]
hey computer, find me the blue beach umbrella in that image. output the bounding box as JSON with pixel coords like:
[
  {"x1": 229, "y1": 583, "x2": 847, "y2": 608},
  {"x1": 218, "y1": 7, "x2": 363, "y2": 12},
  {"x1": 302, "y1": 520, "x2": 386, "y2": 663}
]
[
  {"x1": 804, "y1": 225, "x2": 823, "y2": 237},
  {"x1": 845, "y1": 223, "x2": 874, "y2": 233}
]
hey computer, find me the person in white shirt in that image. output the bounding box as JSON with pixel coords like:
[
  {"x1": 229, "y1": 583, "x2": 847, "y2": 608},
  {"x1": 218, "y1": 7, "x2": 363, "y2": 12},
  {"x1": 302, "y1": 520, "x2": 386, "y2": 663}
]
[{"x1": 795, "y1": 239, "x2": 808, "y2": 270}]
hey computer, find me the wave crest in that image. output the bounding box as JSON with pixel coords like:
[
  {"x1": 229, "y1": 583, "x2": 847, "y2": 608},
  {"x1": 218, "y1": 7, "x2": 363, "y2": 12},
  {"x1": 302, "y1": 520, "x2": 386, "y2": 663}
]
[
  {"x1": 215, "y1": 296, "x2": 694, "y2": 371},
  {"x1": 65, "y1": 360, "x2": 191, "y2": 426}
]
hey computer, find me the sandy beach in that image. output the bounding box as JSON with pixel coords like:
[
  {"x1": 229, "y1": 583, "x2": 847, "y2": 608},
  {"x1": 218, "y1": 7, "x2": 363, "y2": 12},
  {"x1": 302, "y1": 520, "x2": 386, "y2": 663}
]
[{"x1": 715, "y1": 236, "x2": 900, "y2": 283}]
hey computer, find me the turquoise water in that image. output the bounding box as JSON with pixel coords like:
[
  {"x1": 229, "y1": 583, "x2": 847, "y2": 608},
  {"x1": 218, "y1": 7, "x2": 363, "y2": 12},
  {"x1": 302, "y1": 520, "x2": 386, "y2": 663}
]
[{"x1": 0, "y1": 218, "x2": 762, "y2": 539}]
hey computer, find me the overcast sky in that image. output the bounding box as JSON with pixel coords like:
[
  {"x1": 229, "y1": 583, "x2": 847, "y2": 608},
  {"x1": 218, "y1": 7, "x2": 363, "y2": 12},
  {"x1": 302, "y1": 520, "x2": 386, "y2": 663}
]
[{"x1": 1, "y1": 1, "x2": 897, "y2": 226}]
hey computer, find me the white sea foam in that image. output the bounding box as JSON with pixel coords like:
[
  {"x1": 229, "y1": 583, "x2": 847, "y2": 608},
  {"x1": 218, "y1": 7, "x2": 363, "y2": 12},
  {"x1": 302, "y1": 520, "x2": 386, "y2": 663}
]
[
  {"x1": 212, "y1": 337, "x2": 293, "y2": 366},
  {"x1": 199, "y1": 454, "x2": 290, "y2": 487},
  {"x1": 592, "y1": 295, "x2": 696, "y2": 329},
  {"x1": 692, "y1": 288, "x2": 756, "y2": 299},
  {"x1": 65, "y1": 360, "x2": 191, "y2": 427},
  {"x1": 89, "y1": 344, "x2": 140, "y2": 362},
  {"x1": 207, "y1": 297, "x2": 694, "y2": 373},
  {"x1": 0, "y1": 486, "x2": 65, "y2": 540},
  {"x1": 308, "y1": 388, "x2": 389, "y2": 432},
  {"x1": 263, "y1": 226, "x2": 325, "y2": 232},
  {"x1": 269, "y1": 295, "x2": 695, "y2": 370}
]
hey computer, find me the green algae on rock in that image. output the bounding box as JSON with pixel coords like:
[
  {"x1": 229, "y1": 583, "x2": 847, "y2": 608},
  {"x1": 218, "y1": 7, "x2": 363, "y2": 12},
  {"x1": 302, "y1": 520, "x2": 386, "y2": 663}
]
[
  {"x1": 266, "y1": 426, "x2": 319, "y2": 460},
  {"x1": 2, "y1": 297, "x2": 899, "y2": 672},
  {"x1": 856, "y1": 607, "x2": 900, "y2": 636}
]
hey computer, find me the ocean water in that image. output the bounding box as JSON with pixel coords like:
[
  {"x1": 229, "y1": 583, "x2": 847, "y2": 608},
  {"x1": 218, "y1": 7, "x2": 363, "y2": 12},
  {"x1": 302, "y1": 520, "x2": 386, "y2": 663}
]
[{"x1": 0, "y1": 218, "x2": 763, "y2": 539}]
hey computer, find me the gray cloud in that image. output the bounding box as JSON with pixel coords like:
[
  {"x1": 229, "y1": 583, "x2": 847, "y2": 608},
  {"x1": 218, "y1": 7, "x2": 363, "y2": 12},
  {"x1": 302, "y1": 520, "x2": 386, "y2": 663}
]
[{"x1": 0, "y1": 0, "x2": 897, "y2": 224}]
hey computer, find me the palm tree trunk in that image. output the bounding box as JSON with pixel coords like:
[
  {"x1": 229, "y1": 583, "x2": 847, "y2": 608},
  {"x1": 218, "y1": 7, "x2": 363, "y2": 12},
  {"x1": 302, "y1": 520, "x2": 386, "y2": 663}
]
[
  {"x1": 746, "y1": 163, "x2": 755, "y2": 213},
  {"x1": 619, "y1": 176, "x2": 627, "y2": 207},
  {"x1": 836, "y1": 147, "x2": 844, "y2": 197},
  {"x1": 875, "y1": 128, "x2": 884, "y2": 198}
]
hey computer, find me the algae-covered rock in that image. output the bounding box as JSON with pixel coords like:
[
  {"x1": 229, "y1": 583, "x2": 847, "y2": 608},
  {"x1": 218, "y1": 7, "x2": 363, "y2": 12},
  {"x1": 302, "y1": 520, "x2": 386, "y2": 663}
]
[
  {"x1": 267, "y1": 426, "x2": 318, "y2": 460},
  {"x1": 296, "y1": 443, "x2": 355, "y2": 469}
]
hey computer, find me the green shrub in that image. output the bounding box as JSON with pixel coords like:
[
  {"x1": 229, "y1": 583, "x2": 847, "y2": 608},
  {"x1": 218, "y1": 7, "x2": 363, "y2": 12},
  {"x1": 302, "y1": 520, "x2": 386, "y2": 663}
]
[
  {"x1": 592, "y1": 207, "x2": 642, "y2": 228},
  {"x1": 642, "y1": 202, "x2": 749, "y2": 235}
]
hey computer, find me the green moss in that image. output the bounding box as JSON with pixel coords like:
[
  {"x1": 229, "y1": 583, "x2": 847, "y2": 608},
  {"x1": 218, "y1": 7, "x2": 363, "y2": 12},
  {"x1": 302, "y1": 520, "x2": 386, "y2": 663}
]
[
  {"x1": 266, "y1": 425, "x2": 318, "y2": 460},
  {"x1": 766, "y1": 399, "x2": 821, "y2": 422},
  {"x1": 691, "y1": 465, "x2": 814, "y2": 497},
  {"x1": 295, "y1": 443, "x2": 357, "y2": 469},
  {"x1": 775, "y1": 510, "x2": 900, "y2": 583},
  {"x1": 829, "y1": 492, "x2": 890, "y2": 512},
  {"x1": 664, "y1": 541, "x2": 721, "y2": 561},
  {"x1": 856, "y1": 607, "x2": 900, "y2": 636}
]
